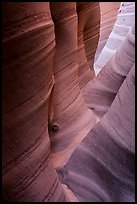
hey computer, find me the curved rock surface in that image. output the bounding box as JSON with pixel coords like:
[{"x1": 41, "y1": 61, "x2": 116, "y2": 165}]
[
  {"x1": 77, "y1": 2, "x2": 100, "y2": 89},
  {"x1": 83, "y1": 24, "x2": 135, "y2": 118},
  {"x1": 95, "y1": 2, "x2": 135, "y2": 75},
  {"x1": 58, "y1": 65, "x2": 135, "y2": 202},
  {"x1": 2, "y1": 2, "x2": 68, "y2": 202},
  {"x1": 49, "y1": 2, "x2": 98, "y2": 168},
  {"x1": 2, "y1": 2, "x2": 135, "y2": 202},
  {"x1": 95, "y1": 2, "x2": 120, "y2": 62}
]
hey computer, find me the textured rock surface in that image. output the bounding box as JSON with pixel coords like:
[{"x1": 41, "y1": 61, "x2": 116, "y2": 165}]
[
  {"x1": 95, "y1": 2, "x2": 120, "y2": 63},
  {"x1": 77, "y1": 2, "x2": 100, "y2": 89},
  {"x1": 2, "y1": 2, "x2": 135, "y2": 202},
  {"x1": 49, "y1": 2, "x2": 98, "y2": 168},
  {"x1": 95, "y1": 2, "x2": 135, "y2": 75},
  {"x1": 2, "y1": 2, "x2": 68, "y2": 202},
  {"x1": 58, "y1": 65, "x2": 135, "y2": 202},
  {"x1": 83, "y1": 24, "x2": 135, "y2": 119}
]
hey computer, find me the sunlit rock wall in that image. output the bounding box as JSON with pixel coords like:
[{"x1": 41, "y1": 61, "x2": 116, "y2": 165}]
[
  {"x1": 94, "y1": 2, "x2": 120, "y2": 62},
  {"x1": 95, "y1": 2, "x2": 135, "y2": 75}
]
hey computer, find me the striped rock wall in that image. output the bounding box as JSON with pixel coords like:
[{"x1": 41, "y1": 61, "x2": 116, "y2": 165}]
[
  {"x1": 83, "y1": 24, "x2": 135, "y2": 119},
  {"x1": 2, "y1": 2, "x2": 135, "y2": 202},
  {"x1": 58, "y1": 63, "x2": 135, "y2": 202},
  {"x1": 2, "y1": 2, "x2": 69, "y2": 202},
  {"x1": 94, "y1": 2, "x2": 120, "y2": 63},
  {"x1": 49, "y1": 2, "x2": 99, "y2": 168},
  {"x1": 77, "y1": 2, "x2": 100, "y2": 89},
  {"x1": 95, "y1": 2, "x2": 135, "y2": 75}
]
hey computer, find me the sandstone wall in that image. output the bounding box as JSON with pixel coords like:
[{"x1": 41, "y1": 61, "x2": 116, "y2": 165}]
[{"x1": 2, "y1": 2, "x2": 135, "y2": 202}]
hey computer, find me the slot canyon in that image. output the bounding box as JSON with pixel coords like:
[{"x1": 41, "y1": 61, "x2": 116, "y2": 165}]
[{"x1": 2, "y1": 2, "x2": 135, "y2": 202}]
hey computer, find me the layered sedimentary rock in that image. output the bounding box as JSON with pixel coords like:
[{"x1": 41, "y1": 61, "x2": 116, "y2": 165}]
[
  {"x1": 95, "y1": 2, "x2": 135, "y2": 75},
  {"x1": 77, "y1": 2, "x2": 100, "y2": 89},
  {"x1": 95, "y1": 2, "x2": 120, "y2": 62},
  {"x1": 83, "y1": 24, "x2": 135, "y2": 118},
  {"x1": 49, "y1": 2, "x2": 98, "y2": 168},
  {"x1": 2, "y1": 2, "x2": 135, "y2": 202},
  {"x1": 58, "y1": 65, "x2": 135, "y2": 202},
  {"x1": 2, "y1": 2, "x2": 68, "y2": 202}
]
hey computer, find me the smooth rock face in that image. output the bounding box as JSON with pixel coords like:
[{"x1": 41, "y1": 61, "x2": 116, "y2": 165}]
[
  {"x1": 83, "y1": 24, "x2": 135, "y2": 119},
  {"x1": 2, "y1": 2, "x2": 68, "y2": 202},
  {"x1": 95, "y1": 2, "x2": 135, "y2": 75},
  {"x1": 58, "y1": 65, "x2": 135, "y2": 202}
]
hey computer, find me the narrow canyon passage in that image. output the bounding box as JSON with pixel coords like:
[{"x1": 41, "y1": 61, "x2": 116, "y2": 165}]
[
  {"x1": 58, "y1": 65, "x2": 135, "y2": 202},
  {"x1": 2, "y1": 2, "x2": 135, "y2": 202}
]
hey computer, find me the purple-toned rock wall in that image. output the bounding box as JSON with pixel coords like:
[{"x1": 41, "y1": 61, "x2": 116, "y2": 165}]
[{"x1": 2, "y1": 2, "x2": 135, "y2": 202}]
